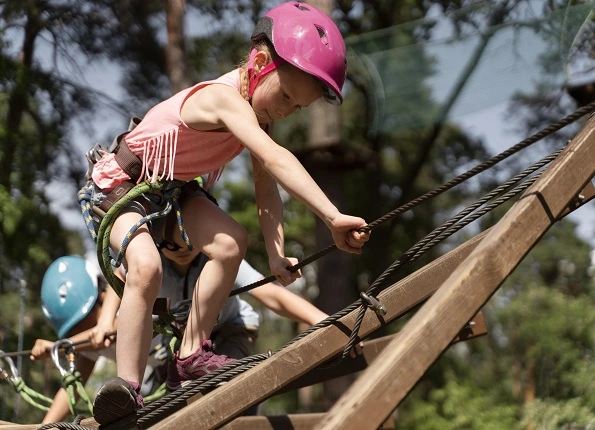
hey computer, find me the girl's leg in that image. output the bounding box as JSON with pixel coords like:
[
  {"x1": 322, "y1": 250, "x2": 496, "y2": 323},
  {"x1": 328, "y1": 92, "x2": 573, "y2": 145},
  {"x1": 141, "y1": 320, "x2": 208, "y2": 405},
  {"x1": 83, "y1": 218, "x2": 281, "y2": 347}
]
[
  {"x1": 174, "y1": 195, "x2": 247, "y2": 358},
  {"x1": 110, "y1": 212, "x2": 163, "y2": 383}
]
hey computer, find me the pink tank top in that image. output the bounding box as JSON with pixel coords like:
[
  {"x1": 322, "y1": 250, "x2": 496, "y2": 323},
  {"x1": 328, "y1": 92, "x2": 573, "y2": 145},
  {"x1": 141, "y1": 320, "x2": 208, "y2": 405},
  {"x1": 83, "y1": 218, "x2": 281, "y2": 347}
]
[{"x1": 92, "y1": 69, "x2": 246, "y2": 191}]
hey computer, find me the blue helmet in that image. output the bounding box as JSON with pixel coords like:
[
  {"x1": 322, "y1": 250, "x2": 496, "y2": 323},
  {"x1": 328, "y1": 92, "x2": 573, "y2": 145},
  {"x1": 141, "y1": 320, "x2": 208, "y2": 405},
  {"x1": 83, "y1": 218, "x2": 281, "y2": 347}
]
[{"x1": 41, "y1": 256, "x2": 100, "y2": 338}]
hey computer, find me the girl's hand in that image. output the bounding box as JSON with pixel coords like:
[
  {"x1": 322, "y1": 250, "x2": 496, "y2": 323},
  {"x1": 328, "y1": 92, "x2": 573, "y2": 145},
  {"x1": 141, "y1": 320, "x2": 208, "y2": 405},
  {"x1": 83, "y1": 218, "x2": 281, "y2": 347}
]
[
  {"x1": 30, "y1": 339, "x2": 54, "y2": 360},
  {"x1": 327, "y1": 214, "x2": 370, "y2": 254},
  {"x1": 269, "y1": 256, "x2": 302, "y2": 286}
]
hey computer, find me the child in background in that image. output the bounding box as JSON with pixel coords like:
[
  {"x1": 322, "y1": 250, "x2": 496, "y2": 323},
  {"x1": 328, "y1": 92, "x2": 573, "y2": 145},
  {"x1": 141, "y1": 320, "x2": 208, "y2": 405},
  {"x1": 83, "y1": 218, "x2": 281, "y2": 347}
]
[
  {"x1": 32, "y1": 254, "x2": 330, "y2": 424},
  {"x1": 31, "y1": 256, "x2": 122, "y2": 424},
  {"x1": 85, "y1": 2, "x2": 369, "y2": 426}
]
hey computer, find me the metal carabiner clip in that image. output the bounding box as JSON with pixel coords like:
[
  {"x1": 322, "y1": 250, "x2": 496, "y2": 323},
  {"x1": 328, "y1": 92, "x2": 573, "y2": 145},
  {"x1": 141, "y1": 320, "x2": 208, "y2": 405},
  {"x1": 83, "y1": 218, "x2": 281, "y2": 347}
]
[
  {"x1": 0, "y1": 350, "x2": 19, "y2": 385},
  {"x1": 51, "y1": 339, "x2": 77, "y2": 377}
]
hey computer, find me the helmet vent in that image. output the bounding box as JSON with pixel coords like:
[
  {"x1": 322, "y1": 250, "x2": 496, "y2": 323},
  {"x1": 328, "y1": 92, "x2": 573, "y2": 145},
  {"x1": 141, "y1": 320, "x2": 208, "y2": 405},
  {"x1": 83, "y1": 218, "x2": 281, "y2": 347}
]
[
  {"x1": 316, "y1": 25, "x2": 329, "y2": 47},
  {"x1": 295, "y1": 4, "x2": 310, "y2": 12}
]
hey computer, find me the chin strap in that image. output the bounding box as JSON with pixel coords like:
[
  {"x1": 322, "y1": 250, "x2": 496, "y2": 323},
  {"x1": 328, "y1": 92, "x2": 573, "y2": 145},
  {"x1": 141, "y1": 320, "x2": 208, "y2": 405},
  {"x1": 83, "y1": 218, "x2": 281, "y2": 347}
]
[{"x1": 248, "y1": 48, "x2": 286, "y2": 100}]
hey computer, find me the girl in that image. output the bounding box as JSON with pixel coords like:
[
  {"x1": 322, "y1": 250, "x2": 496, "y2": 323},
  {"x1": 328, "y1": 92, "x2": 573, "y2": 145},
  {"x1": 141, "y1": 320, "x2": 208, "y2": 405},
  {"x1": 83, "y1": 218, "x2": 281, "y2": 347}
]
[{"x1": 88, "y1": 2, "x2": 369, "y2": 427}]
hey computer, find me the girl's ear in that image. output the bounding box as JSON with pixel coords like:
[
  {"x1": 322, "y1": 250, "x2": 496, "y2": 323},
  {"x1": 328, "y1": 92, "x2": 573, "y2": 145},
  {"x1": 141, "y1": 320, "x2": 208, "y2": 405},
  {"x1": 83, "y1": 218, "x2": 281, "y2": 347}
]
[{"x1": 253, "y1": 50, "x2": 270, "y2": 73}]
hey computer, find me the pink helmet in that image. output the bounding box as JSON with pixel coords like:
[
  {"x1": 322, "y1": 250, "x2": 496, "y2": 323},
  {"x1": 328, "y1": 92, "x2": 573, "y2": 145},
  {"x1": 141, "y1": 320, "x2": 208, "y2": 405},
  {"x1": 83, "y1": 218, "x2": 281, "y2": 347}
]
[{"x1": 251, "y1": 1, "x2": 347, "y2": 105}]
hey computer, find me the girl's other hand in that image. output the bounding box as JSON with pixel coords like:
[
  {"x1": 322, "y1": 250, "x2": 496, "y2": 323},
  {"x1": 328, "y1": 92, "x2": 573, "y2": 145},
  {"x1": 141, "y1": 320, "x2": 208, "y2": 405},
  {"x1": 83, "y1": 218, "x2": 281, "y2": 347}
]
[{"x1": 269, "y1": 256, "x2": 302, "y2": 286}]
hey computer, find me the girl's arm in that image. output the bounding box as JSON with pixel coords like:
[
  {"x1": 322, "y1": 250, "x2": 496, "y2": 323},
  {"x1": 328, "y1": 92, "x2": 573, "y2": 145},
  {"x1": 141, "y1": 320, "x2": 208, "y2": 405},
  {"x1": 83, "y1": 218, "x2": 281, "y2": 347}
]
[
  {"x1": 236, "y1": 259, "x2": 324, "y2": 325},
  {"x1": 251, "y1": 282, "x2": 328, "y2": 326},
  {"x1": 182, "y1": 85, "x2": 370, "y2": 254},
  {"x1": 251, "y1": 155, "x2": 300, "y2": 284},
  {"x1": 89, "y1": 285, "x2": 120, "y2": 348}
]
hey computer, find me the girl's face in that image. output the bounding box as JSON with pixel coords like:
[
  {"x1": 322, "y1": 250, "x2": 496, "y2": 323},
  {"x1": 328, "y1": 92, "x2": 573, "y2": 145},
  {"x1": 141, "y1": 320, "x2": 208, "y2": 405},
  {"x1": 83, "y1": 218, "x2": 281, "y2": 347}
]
[{"x1": 251, "y1": 60, "x2": 323, "y2": 125}]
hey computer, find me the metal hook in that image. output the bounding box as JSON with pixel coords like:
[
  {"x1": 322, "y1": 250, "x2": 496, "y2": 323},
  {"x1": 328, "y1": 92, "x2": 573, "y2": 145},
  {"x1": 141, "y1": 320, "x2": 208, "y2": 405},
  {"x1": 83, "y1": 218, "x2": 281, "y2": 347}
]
[
  {"x1": 360, "y1": 292, "x2": 387, "y2": 316},
  {"x1": 0, "y1": 350, "x2": 19, "y2": 382},
  {"x1": 51, "y1": 339, "x2": 76, "y2": 377}
]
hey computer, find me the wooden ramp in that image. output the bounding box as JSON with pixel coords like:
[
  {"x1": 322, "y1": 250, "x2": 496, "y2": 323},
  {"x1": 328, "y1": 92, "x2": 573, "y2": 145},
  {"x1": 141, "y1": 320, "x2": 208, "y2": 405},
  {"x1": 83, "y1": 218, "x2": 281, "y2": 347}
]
[{"x1": 148, "y1": 227, "x2": 489, "y2": 428}]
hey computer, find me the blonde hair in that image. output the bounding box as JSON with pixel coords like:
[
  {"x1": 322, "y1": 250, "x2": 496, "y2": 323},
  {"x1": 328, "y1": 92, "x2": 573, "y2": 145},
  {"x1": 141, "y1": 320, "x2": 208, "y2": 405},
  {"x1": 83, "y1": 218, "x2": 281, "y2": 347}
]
[{"x1": 238, "y1": 42, "x2": 274, "y2": 101}]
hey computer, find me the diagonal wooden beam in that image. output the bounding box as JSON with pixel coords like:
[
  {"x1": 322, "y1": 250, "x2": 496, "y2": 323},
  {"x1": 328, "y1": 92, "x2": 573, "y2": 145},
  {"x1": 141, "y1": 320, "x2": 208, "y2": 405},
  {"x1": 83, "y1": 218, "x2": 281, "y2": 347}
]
[
  {"x1": 219, "y1": 412, "x2": 396, "y2": 430},
  {"x1": 318, "y1": 116, "x2": 595, "y2": 430},
  {"x1": 280, "y1": 312, "x2": 487, "y2": 393}
]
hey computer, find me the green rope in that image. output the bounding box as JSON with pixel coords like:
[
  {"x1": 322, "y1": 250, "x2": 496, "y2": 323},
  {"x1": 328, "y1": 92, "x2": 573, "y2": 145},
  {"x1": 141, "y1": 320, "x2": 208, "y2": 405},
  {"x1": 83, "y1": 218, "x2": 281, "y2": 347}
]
[
  {"x1": 96, "y1": 180, "x2": 195, "y2": 338},
  {"x1": 8, "y1": 377, "x2": 53, "y2": 412},
  {"x1": 144, "y1": 383, "x2": 167, "y2": 403},
  {"x1": 62, "y1": 371, "x2": 93, "y2": 416}
]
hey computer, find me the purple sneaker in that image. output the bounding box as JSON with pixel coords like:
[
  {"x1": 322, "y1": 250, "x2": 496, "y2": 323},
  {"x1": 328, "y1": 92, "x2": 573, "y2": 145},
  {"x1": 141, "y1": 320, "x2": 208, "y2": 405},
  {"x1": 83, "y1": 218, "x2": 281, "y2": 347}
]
[
  {"x1": 93, "y1": 377, "x2": 144, "y2": 429},
  {"x1": 167, "y1": 339, "x2": 235, "y2": 390}
]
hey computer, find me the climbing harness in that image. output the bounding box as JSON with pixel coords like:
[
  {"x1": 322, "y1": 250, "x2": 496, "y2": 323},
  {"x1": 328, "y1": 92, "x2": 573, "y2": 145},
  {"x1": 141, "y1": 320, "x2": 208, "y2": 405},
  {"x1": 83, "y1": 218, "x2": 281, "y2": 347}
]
[{"x1": 78, "y1": 118, "x2": 194, "y2": 302}]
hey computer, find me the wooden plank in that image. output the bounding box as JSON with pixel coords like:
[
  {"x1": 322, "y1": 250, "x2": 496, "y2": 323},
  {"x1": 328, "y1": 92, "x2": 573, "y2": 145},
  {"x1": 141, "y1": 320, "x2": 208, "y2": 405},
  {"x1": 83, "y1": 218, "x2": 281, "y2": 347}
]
[
  {"x1": 0, "y1": 424, "x2": 41, "y2": 429},
  {"x1": 220, "y1": 413, "x2": 325, "y2": 430},
  {"x1": 149, "y1": 230, "x2": 488, "y2": 429},
  {"x1": 317, "y1": 116, "x2": 595, "y2": 429},
  {"x1": 219, "y1": 413, "x2": 395, "y2": 430},
  {"x1": 281, "y1": 311, "x2": 486, "y2": 393}
]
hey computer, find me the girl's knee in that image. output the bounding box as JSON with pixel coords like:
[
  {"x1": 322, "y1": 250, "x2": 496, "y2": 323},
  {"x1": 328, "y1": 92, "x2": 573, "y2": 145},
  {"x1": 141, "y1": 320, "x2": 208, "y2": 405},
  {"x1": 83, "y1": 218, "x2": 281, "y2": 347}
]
[
  {"x1": 125, "y1": 256, "x2": 162, "y2": 293},
  {"x1": 215, "y1": 225, "x2": 248, "y2": 261}
]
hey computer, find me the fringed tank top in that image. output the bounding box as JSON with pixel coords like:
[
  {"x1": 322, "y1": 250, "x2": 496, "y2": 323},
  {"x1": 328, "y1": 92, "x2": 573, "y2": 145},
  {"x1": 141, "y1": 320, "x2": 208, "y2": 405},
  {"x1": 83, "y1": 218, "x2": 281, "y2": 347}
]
[{"x1": 91, "y1": 69, "x2": 245, "y2": 191}]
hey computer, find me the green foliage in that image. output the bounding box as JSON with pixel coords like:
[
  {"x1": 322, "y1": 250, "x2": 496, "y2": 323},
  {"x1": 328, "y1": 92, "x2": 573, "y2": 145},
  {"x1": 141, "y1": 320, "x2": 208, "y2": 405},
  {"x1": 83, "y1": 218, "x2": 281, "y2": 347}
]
[
  {"x1": 398, "y1": 378, "x2": 519, "y2": 429},
  {"x1": 521, "y1": 398, "x2": 595, "y2": 430},
  {"x1": 396, "y1": 217, "x2": 595, "y2": 428}
]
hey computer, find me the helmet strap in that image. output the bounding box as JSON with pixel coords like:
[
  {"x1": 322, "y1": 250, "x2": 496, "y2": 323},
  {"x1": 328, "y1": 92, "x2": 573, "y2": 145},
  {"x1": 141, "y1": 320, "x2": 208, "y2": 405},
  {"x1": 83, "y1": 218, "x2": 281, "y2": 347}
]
[{"x1": 248, "y1": 48, "x2": 286, "y2": 101}]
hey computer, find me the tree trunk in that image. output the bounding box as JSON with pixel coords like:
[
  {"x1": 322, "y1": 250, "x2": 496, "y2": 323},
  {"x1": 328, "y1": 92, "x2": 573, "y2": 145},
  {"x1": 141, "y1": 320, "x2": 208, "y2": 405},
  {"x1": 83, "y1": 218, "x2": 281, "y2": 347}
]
[
  {"x1": 304, "y1": 0, "x2": 358, "y2": 411},
  {"x1": 163, "y1": 0, "x2": 191, "y2": 93},
  {"x1": 1, "y1": 8, "x2": 41, "y2": 189}
]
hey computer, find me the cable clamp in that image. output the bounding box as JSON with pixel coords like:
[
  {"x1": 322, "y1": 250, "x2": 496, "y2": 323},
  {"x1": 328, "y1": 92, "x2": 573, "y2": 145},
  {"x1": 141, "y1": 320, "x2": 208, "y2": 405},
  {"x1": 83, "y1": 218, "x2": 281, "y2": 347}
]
[{"x1": 360, "y1": 292, "x2": 387, "y2": 316}]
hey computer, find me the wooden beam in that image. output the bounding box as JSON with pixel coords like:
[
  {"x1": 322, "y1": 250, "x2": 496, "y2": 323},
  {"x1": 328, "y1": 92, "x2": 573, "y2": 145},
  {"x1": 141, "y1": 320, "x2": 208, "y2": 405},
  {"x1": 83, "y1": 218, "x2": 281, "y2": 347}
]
[
  {"x1": 149, "y1": 230, "x2": 487, "y2": 429},
  {"x1": 220, "y1": 413, "x2": 324, "y2": 430},
  {"x1": 281, "y1": 312, "x2": 486, "y2": 393},
  {"x1": 220, "y1": 413, "x2": 396, "y2": 430},
  {"x1": 0, "y1": 424, "x2": 42, "y2": 430},
  {"x1": 318, "y1": 116, "x2": 595, "y2": 429}
]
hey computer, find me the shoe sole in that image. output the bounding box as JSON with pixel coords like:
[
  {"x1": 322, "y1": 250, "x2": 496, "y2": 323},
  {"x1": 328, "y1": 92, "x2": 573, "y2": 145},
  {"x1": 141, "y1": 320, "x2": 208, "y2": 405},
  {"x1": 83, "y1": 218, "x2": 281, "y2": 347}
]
[{"x1": 93, "y1": 377, "x2": 138, "y2": 429}]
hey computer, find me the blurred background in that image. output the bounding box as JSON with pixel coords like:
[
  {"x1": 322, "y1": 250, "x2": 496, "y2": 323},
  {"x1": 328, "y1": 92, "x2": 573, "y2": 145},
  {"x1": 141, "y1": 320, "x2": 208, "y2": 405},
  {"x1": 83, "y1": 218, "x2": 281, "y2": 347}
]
[{"x1": 1, "y1": 0, "x2": 594, "y2": 427}]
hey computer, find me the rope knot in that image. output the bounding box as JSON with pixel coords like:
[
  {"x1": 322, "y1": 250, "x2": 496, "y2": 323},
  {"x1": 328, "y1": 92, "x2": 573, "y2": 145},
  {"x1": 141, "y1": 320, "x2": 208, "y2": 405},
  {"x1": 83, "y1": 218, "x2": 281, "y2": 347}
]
[{"x1": 12, "y1": 377, "x2": 25, "y2": 392}]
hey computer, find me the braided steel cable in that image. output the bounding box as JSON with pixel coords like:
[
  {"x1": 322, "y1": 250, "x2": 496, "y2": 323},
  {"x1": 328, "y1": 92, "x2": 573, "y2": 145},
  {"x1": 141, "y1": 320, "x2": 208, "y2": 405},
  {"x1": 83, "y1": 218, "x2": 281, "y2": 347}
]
[
  {"x1": 339, "y1": 149, "x2": 562, "y2": 358},
  {"x1": 231, "y1": 101, "x2": 595, "y2": 297}
]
